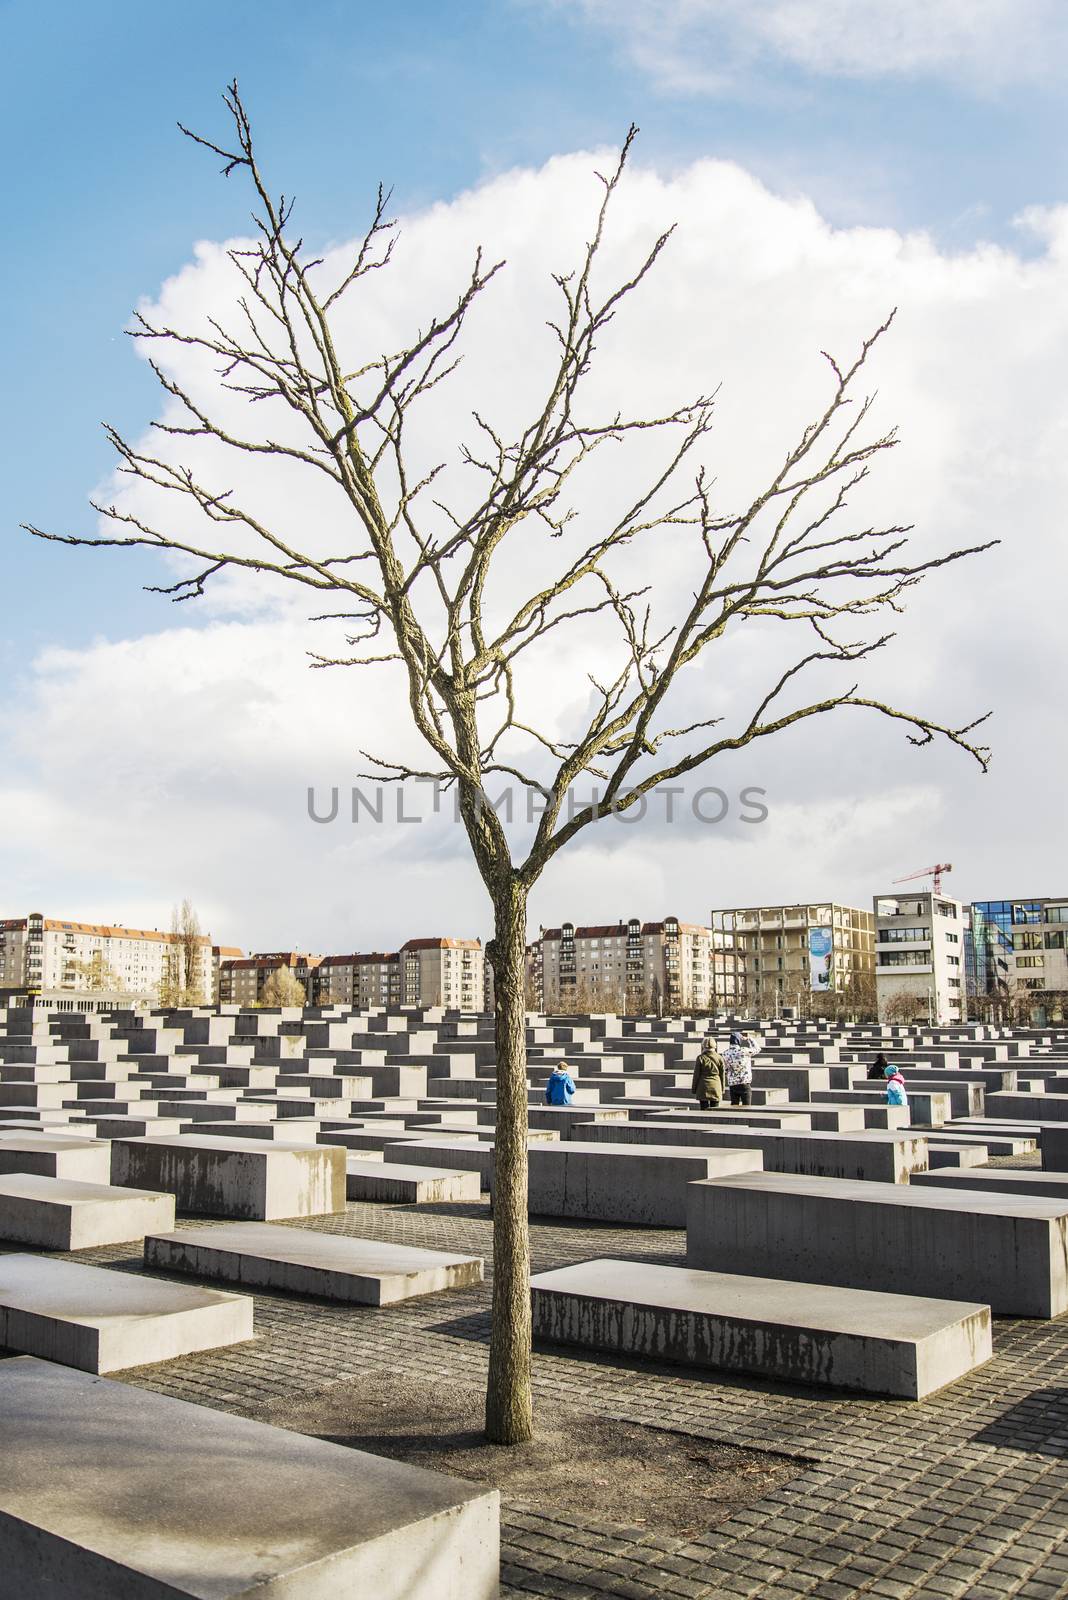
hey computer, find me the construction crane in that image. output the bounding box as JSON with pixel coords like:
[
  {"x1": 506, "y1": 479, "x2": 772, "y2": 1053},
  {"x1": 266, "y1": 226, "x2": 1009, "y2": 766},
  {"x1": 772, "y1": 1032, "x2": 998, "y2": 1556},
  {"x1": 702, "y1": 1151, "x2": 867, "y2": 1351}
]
[{"x1": 893, "y1": 863, "x2": 954, "y2": 896}]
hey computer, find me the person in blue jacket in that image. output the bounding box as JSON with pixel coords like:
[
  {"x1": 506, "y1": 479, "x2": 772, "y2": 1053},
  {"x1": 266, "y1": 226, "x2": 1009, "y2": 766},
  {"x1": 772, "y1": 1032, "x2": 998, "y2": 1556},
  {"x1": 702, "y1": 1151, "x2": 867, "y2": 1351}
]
[
  {"x1": 884, "y1": 1063, "x2": 909, "y2": 1108},
  {"x1": 545, "y1": 1062, "x2": 577, "y2": 1106}
]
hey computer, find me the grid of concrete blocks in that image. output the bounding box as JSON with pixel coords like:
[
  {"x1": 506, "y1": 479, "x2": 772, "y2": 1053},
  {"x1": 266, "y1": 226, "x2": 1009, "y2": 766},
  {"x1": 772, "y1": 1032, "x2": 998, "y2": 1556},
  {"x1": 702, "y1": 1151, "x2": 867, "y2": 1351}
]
[{"x1": 0, "y1": 1000, "x2": 1067, "y2": 1597}]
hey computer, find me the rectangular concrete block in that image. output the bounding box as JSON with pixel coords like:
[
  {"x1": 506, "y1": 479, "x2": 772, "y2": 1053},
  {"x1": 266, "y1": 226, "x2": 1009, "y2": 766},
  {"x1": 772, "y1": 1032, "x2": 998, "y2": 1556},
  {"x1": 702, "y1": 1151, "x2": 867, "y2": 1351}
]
[
  {"x1": 687, "y1": 1172, "x2": 1068, "y2": 1317},
  {"x1": 0, "y1": 1255, "x2": 254, "y2": 1373},
  {"x1": 0, "y1": 1135, "x2": 112, "y2": 1184},
  {"x1": 575, "y1": 1120, "x2": 927, "y2": 1184},
  {"x1": 518, "y1": 1142, "x2": 765, "y2": 1226},
  {"x1": 912, "y1": 1168, "x2": 1068, "y2": 1200},
  {"x1": 145, "y1": 1221, "x2": 484, "y2": 1305},
  {"x1": 0, "y1": 1358, "x2": 499, "y2": 1599},
  {"x1": 111, "y1": 1135, "x2": 346, "y2": 1220},
  {"x1": 346, "y1": 1159, "x2": 482, "y2": 1204},
  {"x1": 530, "y1": 1257, "x2": 992, "y2": 1399},
  {"x1": 1040, "y1": 1124, "x2": 1068, "y2": 1169},
  {"x1": 0, "y1": 1174, "x2": 176, "y2": 1249}
]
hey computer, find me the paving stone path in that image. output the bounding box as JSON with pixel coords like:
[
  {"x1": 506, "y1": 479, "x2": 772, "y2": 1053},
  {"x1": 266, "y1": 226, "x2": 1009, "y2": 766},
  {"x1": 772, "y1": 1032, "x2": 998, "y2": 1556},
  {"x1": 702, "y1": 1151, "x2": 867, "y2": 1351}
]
[{"x1": 55, "y1": 1180, "x2": 1068, "y2": 1600}]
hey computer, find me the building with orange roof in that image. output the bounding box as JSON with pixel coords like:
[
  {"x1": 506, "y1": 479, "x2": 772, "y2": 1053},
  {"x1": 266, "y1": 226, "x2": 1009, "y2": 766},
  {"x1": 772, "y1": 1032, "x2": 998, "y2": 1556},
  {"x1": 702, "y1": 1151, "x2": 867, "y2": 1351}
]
[
  {"x1": 0, "y1": 911, "x2": 230, "y2": 1004},
  {"x1": 535, "y1": 915, "x2": 738, "y2": 1013}
]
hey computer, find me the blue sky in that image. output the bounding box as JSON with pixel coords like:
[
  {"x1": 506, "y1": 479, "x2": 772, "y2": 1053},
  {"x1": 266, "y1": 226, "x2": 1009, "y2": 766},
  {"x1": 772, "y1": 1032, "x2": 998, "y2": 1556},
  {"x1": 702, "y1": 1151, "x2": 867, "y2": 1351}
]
[
  {"x1": 3, "y1": 0, "x2": 1063, "y2": 665},
  {"x1": 2, "y1": 0, "x2": 1065, "y2": 945}
]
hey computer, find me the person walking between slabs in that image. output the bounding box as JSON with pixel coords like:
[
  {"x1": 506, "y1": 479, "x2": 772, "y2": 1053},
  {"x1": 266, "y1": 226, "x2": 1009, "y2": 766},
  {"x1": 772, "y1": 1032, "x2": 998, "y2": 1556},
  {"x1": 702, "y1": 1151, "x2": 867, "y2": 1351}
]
[
  {"x1": 724, "y1": 1031, "x2": 755, "y2": 1107},
  {"x1": 691, "y1": 1035, "x2": 724, "y2": 1110},
  {"x1": 884, "y1": 1061, "x2": 909, "y2": 1110}
]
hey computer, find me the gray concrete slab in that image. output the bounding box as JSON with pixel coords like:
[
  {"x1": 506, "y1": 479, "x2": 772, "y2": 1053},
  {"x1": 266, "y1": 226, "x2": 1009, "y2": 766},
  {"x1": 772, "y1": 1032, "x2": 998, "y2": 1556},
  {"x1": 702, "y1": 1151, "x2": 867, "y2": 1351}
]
[
  {"x1": 111, "y1": 1135, "x2": 346, "y2": 1220},
  {"x1": 687, "y1": 1172, "x2": 1068, "y2": 1317},
  {"x1": 345, "y1": 1158, "x2": 481, "y2": 1204},
  {"x1": 0, "y1": 1174, "x2": 176, "y2": 1249},
  {"x1": 145, "y1": 1221, "x2": 484, "y2": 1305},
  {"x1": 573, "y1": 1120, "x2": 927, "y2": 1184},
  {"x1": 0, "y1": 1255, "x2": 253, "y2": 1372},
  {"x1": 530, "y1": 1257, "x2": 991, "y2": 1399},
  {"x1": 1040, "y1": 1124, "x2": 1068, "y2": 1169},
  {"x1": 519, "y1": 1142, "x2": 765, "y2": 1226},
  {"x1": 912, "y1": 1168, "x2": 1068, "y2": 1199},
  {"x1": 0, "y1": 1135, "x2": 112, "y2": 1184},
  {"x1": 0, "y1": 1357, "x2": 499, "y2": 1598}
]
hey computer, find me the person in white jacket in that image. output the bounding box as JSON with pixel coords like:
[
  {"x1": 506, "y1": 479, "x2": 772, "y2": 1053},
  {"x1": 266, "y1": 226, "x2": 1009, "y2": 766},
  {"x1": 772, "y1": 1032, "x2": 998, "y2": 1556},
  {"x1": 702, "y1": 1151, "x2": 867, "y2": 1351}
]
[{"x1": 723, "y1": 1031, "x2": 755, "y2": 1107}]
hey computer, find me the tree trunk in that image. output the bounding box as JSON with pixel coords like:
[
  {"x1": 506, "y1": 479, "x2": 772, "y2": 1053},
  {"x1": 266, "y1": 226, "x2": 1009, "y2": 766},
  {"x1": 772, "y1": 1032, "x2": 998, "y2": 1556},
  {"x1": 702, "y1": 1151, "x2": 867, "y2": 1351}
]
[{"x1": 485, "y1": 876, "x2": 534, "y2": 1445}]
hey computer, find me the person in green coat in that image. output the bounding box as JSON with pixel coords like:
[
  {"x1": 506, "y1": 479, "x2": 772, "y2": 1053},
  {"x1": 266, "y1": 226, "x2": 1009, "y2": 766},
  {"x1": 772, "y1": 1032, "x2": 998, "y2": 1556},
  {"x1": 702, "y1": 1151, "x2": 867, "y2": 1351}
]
[{"x1": 691, "y1": 1036, "x2": 724, "y2": 1110}]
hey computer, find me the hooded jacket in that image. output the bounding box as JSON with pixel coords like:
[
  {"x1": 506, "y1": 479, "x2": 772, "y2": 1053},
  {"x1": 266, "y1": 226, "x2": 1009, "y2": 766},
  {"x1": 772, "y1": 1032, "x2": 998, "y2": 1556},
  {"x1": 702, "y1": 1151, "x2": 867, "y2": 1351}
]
[
  {"x1": 691, "y1": 1043, "x2": 724, "y2": 1104},
  {"x1": 884, "y1": 1070, "x2": 908, "y2": 1107},
  {"x1": 545, "y1": 1065, "x2": 577, "y2": 1106}
]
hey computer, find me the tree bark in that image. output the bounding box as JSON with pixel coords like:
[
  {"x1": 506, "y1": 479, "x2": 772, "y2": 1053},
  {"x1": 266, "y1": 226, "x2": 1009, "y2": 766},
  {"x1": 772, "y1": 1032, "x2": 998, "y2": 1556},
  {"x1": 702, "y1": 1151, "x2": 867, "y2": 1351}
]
[{"x1": 485, "y1": 875, "x2": 534, "y2": 1445}]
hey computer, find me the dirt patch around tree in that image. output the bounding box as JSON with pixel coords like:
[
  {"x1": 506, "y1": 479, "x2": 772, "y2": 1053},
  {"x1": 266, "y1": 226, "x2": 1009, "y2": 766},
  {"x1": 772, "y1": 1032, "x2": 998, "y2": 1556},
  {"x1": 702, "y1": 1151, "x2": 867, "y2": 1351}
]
[{"x1": 249, "y1": 1369, "x2": 806, "y2": 1539}]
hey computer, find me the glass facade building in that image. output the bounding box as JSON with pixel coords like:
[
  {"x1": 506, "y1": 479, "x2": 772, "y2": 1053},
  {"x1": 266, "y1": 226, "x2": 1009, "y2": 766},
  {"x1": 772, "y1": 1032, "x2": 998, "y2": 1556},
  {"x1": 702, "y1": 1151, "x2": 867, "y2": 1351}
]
[{"x1": 968, "y1": 898, "x2": 1068, "y2": 1021}]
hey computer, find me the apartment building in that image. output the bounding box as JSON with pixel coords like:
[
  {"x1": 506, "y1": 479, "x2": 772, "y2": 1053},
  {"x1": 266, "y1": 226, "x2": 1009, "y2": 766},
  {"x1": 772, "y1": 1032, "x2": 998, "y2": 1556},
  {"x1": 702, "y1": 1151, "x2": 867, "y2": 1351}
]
[
  {"x1": 401, "y1": 938, "x2": 484, "y2": 1008},
  {"x1": 211, "y1": 945, "x2": 244, "y2": 1004},
  {"x1": 970, "y1": 897, "x2": 1068, "y2": 1023},
  {"x1": 536, "y1": 917, "x2": 735, "y2": 1013},
  {"x1": 217, "y1": 952, "x2": 321, "y2": 1007},
  {"x1": 0, "y1": 912, "x2": 215, "y2": 1003},
  {"x1": 873, "y1": 891, "x2": 965, "y2": 1026},
  {"x1": 226, "y1": 938, "x2": 484, "y2": 1009},
  {"x1": 316, "y1": 952, "x2": 402, "y2": 1008},
  {"x1": 710, "y1": 902, "x2": 876, "y2": 1017}
]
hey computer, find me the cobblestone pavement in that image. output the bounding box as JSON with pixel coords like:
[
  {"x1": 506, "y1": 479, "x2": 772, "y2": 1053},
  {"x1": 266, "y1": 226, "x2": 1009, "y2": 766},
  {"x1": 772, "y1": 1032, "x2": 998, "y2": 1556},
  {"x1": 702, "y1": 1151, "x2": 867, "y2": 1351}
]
[{"x1": 67, "y1": 1179, "x2": 1068, "y2": 1600}]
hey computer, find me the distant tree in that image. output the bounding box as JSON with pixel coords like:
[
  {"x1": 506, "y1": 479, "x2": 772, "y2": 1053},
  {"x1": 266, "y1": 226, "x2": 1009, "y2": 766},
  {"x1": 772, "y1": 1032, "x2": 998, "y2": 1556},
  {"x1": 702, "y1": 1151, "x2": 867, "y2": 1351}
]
[
  {"x1": 66, "y1": 951, "x2": 123, "y2": 994},
  {"x1": 880, "y1": 987, "x2": 926, "y2": 1025},
  {"x1": 26, "y1": 85, "x2": 994, "y2": 1446},
  {"x1": 260, "y1": 967, "x2": 307, "y2": 1007},
  {"x1": 159, "y1": 899, "x2": 207, "y2": 1005}
]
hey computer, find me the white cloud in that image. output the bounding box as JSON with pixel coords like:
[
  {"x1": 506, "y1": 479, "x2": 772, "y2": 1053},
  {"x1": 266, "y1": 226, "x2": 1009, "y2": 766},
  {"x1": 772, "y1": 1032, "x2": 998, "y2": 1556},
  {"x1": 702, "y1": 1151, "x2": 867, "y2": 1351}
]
[
  {"x1": 4, "y1": 149, "x2": 1066, "y2": 949},
  {"x1": 544, "y1": 0, "x2": 1068, "y2": 92}
]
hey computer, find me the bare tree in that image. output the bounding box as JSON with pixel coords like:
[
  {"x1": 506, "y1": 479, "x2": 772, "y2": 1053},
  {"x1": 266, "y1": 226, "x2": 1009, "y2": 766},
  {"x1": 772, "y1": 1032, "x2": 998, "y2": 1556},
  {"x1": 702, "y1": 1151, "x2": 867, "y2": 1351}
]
[
  {"x1": 880, "y1": 987, "x2": 929, "y2": 1025},
  {"x1": 65, "y1": 951, "x2": 123, "y2": 994},
  {"x1": 159, "y1": 899, "x2": 207, "y2": 1005},
  {"x1": 24, "y1": 84, "x2": 994, "y2": 1443},
  {"x1": 260, "y1": 967, "x2": 307, "y2": 1007}
]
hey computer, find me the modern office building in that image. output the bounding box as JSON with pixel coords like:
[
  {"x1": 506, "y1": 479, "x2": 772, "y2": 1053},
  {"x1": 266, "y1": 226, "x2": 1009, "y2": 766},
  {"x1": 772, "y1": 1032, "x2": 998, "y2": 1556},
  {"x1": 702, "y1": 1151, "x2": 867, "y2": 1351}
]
[
  {"x1": 0, "y1": 912, "x2": 215, "y2": 1003},
  {"x1": 710, "y1": 903, "x2": 876, "y2": 1017},
  {"x1": 969, "y1": 898, "x2": 1068, "y2": 1022},
  {"x1": 536, "y1": 917, "x2": 737, "y2": 1013},
  {"x1": 873, "y1": 890, "x2": 965, "y2": 1026}
]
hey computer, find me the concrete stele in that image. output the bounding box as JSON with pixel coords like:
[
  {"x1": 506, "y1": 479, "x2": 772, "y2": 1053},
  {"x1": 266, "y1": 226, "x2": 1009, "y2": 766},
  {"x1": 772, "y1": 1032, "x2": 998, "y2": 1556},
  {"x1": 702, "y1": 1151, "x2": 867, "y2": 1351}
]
[
  {"x1": 0, "y1": 1255, "x2": 254, "y2": 1373},
  {"x1": 111, "y1": 1134, "x2": 346, "y2": 1220},
  {"x1": 687, "y1": 1171, "x2": 1068, "y2": 1318},
  {"x1": 530, "y1": 1257, "x2": 992, "y2": 1399},
  {"x1": 0, "y1": 1174, "x2": 176, "y2": 1249},
  {"x1": 0, "y1": 1357, "x2": 499, "y2": 1599},
  {"x1": 145, "y1": 1221, "x2": 484, "y2": 1305}
]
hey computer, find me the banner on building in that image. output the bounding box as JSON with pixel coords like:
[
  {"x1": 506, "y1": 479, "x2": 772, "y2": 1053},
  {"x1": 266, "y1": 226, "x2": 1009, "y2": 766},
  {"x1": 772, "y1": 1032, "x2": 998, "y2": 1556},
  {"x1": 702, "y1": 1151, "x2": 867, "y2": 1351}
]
[{"x1": 808, "y1": 926, "x2": 833, "y2": 991}]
